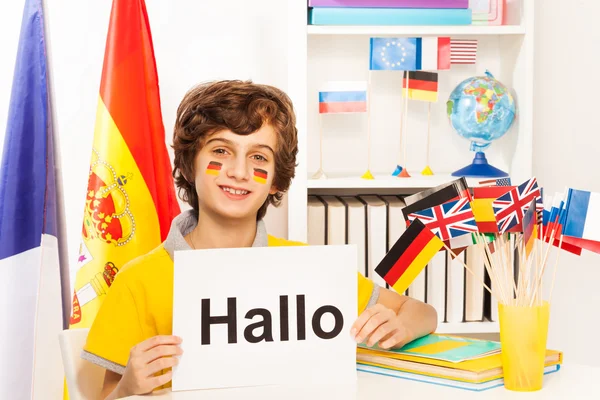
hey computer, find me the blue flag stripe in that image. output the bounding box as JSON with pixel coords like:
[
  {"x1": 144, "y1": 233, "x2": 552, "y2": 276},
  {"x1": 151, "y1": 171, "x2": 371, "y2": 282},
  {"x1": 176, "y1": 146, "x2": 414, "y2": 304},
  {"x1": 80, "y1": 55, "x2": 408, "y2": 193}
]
[
  {"x1": 564, "y1": 189, "x2": 589, "y2": 239},
  {"x1": 319, "y1": 91, "x2": 367, "y2": 103},
  {"x1": 0, "y1": 0, "x2": 51, "y2": 260}
]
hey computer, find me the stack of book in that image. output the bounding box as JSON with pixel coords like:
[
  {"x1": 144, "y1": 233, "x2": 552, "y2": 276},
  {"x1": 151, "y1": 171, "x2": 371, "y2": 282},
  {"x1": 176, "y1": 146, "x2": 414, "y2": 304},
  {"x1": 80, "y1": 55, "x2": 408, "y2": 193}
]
[
  {"x1": 356, "y1": 333, "x2": 563, "y2": 391},
  {"x1": 308, "y1": 1, "x2": 473, "y2": 26}
]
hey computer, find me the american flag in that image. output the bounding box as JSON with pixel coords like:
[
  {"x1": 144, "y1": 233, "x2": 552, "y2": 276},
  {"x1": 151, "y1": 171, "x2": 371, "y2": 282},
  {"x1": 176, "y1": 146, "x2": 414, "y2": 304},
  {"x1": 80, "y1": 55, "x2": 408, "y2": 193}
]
[
  {"x1": 407, "y1": 198, "x2": 478, "y2": 241},
  {"x1": 478, "y1": 177, "x2": 512, "y2": 187},
  {"x1": 492, "y1": 177, "x2": 543, "y2": 233},
  {"x1": 450, "y1": 39, "x2": 477, "y2": 64}
]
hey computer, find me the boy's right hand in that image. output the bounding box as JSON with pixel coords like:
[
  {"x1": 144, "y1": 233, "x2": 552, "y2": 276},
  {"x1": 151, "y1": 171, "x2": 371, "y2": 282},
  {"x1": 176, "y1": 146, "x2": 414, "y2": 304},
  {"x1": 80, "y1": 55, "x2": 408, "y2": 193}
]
[{"x1": 115, "y1": 335, "x2": 183, "y2": 397}]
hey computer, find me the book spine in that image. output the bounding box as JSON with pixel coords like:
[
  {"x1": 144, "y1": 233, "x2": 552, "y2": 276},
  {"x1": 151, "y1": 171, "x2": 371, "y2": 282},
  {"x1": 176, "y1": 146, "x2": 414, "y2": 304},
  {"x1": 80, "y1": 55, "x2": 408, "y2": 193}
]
[
  {"x1": 308, "y1": 0, "x2": 469, "y2": 8},
  {"x1": 309, "y1": 7, "x2": 472, "y2": 26}
]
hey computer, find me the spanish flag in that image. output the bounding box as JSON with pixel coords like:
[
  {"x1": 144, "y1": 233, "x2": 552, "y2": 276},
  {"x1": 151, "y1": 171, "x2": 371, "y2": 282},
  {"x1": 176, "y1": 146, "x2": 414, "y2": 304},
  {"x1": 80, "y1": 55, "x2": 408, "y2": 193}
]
[
  {"x1": 68, "y1": 0, "x2": 180, "y2": 329},
  {"x1": 472, "y1": 186, "x2": 512, "y2": 233},
  {"x1": 375, "y1": 219, "x2": 444, "y2": 295}
]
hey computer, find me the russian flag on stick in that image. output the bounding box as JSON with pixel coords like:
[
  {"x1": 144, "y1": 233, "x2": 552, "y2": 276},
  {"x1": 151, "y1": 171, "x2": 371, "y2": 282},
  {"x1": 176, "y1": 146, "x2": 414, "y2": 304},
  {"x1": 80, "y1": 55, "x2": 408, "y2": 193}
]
[{"x1": 319, "y1": 81, "x2": 368, "y2": 114}]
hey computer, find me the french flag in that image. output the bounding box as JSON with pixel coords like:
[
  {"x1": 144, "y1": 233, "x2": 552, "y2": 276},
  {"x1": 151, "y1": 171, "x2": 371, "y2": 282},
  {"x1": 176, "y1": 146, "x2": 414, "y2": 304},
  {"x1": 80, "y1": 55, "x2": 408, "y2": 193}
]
[
  {"x1": 319, "y1": 81, "x2": 368, "y2": 114},
  {"x1": 0, "y1": 1, "x2": 66, "y2": 398},
  {"x1": 561, "y1": 189, "x2": 600, "y2": 254}
]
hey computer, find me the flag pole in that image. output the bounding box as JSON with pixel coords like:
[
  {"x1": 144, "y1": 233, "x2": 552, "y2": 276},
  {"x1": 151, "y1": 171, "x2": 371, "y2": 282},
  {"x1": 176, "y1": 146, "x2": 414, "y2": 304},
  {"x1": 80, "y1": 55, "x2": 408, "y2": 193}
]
[
  {"x1": 399, "y1": 71, "x2": 411, "y2": 178},
  {"x1": 392, "y1": 71, "x2": 404, "y2": 177},
  {"x1": 422, "y1": 102, "x2": 434, "y2": 175},
  {"x1": 312, "y1": 113, "x2": 326, "y2": 179},
  {"x1": 362, "y1": 70, "x2": 374, "y2": 180}
]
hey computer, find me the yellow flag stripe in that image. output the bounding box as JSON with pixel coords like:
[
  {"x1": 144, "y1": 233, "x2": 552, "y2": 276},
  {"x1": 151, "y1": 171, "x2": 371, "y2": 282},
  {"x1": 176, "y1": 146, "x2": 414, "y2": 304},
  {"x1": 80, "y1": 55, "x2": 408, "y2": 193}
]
[
  {"x1": 403, "y1": 88, "x2": 438, "y2": 102},
  {"x1": 69, "y1": 97, "x2": 161, "y2": 328},
  {"x1": 392, "y1": 237, "x2": 443, "y2": 294},
  {"x1": 472, "y1": 198, "x2": 496, "y2": 222}
]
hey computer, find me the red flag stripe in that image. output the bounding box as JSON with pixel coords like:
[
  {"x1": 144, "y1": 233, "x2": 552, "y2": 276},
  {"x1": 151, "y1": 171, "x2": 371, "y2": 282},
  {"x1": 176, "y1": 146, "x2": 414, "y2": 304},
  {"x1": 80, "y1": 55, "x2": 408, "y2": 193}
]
[
  {"x1": 98, "y1": 0, "x2": 179, "y2": 241},
  {"x1": 402, "y1": 80, "x2": 438, "y2": 92},
  {"x1": 382, "y1": 228, "x2": 437, "y2": 286}
]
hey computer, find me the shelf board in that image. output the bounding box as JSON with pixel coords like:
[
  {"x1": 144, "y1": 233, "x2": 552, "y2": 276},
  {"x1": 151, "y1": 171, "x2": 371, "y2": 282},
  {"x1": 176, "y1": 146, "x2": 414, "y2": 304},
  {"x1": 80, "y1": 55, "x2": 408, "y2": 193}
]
[
  {"x1": 435, "y1": 321, "x2": 499, "y2": 334},
  {"x1": 307, "y1": 173, "x2": 484, "y2": 190},
  {"x1": 307, "y1": 24, "x2": 526, "y2": 36}
]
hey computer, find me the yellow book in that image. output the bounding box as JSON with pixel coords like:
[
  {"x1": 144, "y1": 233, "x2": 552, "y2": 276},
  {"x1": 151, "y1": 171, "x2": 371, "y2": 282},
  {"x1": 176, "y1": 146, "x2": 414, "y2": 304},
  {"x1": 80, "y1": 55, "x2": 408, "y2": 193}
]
[{"x1": 357, "y1": 334, "x2": 563, "y2": 384}]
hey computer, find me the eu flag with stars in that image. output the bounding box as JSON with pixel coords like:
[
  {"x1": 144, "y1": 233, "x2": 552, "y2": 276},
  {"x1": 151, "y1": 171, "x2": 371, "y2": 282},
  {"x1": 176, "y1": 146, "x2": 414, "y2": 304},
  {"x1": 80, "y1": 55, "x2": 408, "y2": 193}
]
[
  {"x1": 0, "y1": 0, "x2": 65, "y2": 398},
  {"x1": 369, "y1": 37, "x2": 421, "y2": 71}
]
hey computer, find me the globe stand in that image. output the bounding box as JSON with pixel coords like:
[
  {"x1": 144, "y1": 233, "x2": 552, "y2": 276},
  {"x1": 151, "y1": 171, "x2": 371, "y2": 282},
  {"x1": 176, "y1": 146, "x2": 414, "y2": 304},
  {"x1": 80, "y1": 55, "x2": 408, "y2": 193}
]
[{"x1": 451, "y1": 151, "x2": 508, "y2": 178}]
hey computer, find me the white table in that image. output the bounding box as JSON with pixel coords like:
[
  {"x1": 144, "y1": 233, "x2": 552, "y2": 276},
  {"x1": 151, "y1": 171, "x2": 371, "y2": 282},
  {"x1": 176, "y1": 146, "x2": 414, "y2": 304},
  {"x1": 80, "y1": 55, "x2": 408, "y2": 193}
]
[{"x1": 124, "y1": 363, "x2": 600, "y2": 399}]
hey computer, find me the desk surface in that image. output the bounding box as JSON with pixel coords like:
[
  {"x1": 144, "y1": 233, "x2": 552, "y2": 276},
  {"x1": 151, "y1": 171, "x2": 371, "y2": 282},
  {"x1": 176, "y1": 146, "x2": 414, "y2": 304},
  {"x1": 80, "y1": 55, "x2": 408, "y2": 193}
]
[{"x1": 125, "y1": 363, "x2": 600, "y2": 399}]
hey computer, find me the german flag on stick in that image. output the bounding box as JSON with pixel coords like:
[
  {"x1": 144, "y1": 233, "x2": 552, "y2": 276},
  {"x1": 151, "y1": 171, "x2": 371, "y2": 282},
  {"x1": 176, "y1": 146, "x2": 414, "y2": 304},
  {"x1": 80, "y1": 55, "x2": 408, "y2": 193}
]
[
  {"x1": 402, "y1": 71, "x2": 438, "y2": 102},
  {"x1": 375, "y1": 219, "x2": 444, "y2": 294}
]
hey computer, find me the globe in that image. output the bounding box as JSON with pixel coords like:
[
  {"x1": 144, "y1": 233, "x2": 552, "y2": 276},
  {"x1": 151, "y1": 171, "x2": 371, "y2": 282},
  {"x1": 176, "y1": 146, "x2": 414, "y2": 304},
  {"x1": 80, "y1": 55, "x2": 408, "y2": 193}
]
[{"x1": 446, "y1": 70, "x2": 516, "y2": 177}]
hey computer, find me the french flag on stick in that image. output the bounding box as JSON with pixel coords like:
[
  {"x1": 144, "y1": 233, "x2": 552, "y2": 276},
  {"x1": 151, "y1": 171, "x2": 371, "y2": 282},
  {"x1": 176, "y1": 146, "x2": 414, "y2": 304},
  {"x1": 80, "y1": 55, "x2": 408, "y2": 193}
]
[
  {"x1": 561, "y1": 189, "x2": 600, "y2": 254},
  {"x1": 563, "y1": 189, "x2": 600, "y2": 241},
  {"x1": 319, "y1": 81, "x2": 368, "y2": 114}
]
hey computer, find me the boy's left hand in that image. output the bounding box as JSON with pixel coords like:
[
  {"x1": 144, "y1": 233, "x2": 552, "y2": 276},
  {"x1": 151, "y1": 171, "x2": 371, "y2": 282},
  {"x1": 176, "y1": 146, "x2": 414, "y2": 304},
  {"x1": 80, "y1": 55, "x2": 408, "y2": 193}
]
[{"x1": 350, "y1": 304, "x2": 412, "y2": 350}]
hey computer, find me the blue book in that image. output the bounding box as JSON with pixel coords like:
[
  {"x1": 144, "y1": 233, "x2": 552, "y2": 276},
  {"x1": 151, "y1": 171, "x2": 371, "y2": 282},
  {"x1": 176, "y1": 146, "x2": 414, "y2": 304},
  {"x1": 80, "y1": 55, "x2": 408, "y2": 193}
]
[
  {"x1": 357, "y1": 363, "x2": 561, "y2": 392},
  {"x1": 308, "y1": 7, "x2": 472, "y2": 25}
]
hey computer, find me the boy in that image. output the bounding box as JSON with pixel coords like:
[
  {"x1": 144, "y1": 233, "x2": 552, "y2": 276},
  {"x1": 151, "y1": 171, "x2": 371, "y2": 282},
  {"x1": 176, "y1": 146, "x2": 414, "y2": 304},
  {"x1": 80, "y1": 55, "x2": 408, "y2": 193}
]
[{"x1": 82, "y1": 80, "x2": 438, "y2": 399}]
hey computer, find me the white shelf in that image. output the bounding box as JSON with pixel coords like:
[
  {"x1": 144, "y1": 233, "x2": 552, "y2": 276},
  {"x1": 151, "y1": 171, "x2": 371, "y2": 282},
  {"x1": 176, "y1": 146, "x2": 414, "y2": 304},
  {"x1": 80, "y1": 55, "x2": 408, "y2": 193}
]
[
  {"x1": 436, "y1": 321, "x2": 499, "y2": 334},
  {"x1": 307, "y1": 173, "x2": 483, "y2": 190},
  {"x1": 307, "y1": 24, "x2": 526, "y2": 36}
]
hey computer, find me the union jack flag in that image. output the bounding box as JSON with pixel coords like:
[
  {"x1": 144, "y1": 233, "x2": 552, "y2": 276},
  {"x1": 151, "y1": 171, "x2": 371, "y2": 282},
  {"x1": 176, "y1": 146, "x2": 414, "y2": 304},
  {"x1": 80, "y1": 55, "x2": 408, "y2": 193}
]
[
  {"x1": 492, "y1": 177, "x2": 543, "y2": 233},
  {"x1": 407, "y1": 198, "x2": 478, "y2": 241}
]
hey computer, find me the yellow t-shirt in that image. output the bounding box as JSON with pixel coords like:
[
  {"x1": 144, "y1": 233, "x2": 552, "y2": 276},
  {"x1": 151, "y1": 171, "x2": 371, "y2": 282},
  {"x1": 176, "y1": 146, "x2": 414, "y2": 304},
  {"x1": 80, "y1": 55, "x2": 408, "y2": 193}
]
[{"x1": 81, "y1": 211, "x2": 378, "y2": 378}]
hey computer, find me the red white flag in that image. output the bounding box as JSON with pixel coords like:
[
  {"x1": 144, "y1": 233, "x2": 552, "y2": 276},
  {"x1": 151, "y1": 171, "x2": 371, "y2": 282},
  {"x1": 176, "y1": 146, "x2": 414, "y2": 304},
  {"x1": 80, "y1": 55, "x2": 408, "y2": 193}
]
[{"x1": 450, "y1": 39, "x2": 477, "y2": 64}]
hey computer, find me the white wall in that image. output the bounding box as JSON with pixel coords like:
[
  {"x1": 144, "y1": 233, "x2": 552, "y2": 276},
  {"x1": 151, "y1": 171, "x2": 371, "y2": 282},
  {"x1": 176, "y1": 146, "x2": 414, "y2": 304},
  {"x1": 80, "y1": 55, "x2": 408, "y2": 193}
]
[
  {"x1": 535, "y1": 0, "x2": 600, "y2": 367},
  {"x1": 0, "y1": 0, "x2": 291, "y2": 300}
]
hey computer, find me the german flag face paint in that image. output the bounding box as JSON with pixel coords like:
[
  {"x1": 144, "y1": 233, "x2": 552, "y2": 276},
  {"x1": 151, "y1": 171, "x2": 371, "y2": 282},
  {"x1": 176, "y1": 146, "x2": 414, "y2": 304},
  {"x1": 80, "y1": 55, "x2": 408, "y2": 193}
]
[
  {"x1": 253, "y1": 168, "x2": 268, "y2": 184},
  {"x1": 205, "y1": 161, "x2": 222, "y2": 176}
]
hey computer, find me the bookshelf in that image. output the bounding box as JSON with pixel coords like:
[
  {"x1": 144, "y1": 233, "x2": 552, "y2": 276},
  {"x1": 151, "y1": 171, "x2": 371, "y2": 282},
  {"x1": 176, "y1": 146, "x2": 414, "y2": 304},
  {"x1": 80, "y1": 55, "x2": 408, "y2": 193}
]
[
  {"x1": 307, "y1": 24, "x2": 527, "y2": 36},
  {"x1": 285, "y1": 0, "x2": 534, "y2": 334}
]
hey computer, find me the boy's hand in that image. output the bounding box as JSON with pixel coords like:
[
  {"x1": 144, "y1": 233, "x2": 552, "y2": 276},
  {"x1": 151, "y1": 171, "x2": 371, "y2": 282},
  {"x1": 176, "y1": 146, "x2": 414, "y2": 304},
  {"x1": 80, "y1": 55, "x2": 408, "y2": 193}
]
[
  {"x1": 350, "y1": 304, "x2": 411, "y2": 350},
  {"x1": 115, "y1": 335, "x2": 183, "y2": 397}
]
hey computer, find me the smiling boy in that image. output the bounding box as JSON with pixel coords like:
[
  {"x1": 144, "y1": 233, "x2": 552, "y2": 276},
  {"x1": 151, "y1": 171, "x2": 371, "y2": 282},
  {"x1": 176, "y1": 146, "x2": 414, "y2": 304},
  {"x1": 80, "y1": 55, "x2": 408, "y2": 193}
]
[{"x1": 82, "y1": 80, "x2": 438, "y2": 399}]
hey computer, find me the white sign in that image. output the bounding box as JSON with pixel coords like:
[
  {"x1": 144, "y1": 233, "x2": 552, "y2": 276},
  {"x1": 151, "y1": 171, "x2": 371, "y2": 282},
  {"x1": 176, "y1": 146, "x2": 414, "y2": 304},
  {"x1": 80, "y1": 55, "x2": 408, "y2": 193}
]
[{"x1": 172, "y1": 244, "x2": 358, "y2": 391}]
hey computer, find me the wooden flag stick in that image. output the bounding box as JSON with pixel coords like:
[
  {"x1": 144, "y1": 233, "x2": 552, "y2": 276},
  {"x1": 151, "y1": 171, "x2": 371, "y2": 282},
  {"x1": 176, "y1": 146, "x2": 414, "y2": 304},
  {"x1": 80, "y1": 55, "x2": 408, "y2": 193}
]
[
  {"x1": 530, "y1": 218, "x2": 561, "y2": 306},
  {"x1": 487, "y1": 233, "x2": 509, "y2": 305},
  {"x1": 538, "y1": 219, "x2": 544, "y2": 306},
  {"x1": 319, "y1": 114, "x2": 323, "y2": 170},
  {"x1": 403, "y1": 73, "x2": 409, "y2": 170},
  {"x1": 367, "y1": 70, "x2": 372, "y2": 171},
  {"x1": 426, "y1": 102, "x2": 431, "y2": 166},
  {"x1": 475, "y1": 233, "x2": 508, "y2": 304},
  {"x1": 398, "y1": 71, "x2": 404, "y2": 166},
  {"x1": 548, "y1": 233, "x2": 565, "y2": 303},
  {"x1": 441, "y1": 240, "x2": 497, "y2": 299}
]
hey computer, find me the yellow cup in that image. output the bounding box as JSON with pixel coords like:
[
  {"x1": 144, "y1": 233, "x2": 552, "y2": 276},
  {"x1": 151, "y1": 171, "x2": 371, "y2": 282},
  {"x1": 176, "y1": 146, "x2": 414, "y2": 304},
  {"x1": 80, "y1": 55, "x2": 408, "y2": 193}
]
[{"x1": 498, "y1": 301, "x2": 550, "y2": 392}]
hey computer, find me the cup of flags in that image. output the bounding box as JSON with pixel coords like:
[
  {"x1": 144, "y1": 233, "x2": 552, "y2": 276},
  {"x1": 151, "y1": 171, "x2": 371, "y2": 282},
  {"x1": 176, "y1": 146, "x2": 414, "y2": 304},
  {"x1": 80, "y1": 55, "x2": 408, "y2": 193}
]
[{"x1": 374, "y1": 176, "x2": 599, "y2": 391}]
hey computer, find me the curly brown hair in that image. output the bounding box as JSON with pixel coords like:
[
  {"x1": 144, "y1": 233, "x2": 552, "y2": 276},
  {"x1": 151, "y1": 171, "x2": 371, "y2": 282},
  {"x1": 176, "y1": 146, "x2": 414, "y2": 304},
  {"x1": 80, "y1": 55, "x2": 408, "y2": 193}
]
[{"x1": 172, "y1": 80, "x2": 298, "y2": 221}]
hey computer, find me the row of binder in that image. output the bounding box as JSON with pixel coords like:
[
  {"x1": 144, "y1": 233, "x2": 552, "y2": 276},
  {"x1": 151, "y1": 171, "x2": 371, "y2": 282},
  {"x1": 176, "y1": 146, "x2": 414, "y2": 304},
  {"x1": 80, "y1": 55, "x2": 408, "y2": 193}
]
[{"x1": 307, "y1": 194, "x2": 509, "y2": 324}]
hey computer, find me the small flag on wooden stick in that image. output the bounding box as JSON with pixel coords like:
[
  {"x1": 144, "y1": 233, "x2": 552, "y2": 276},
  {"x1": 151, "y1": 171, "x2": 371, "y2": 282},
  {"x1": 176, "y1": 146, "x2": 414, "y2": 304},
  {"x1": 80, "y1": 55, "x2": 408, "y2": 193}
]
[
  {"x1": 375, "y1": 219, "x2": 444, "y2": 294},
  {"x1": 402, "y1": 71, "x2": 438, "y2": 102}
]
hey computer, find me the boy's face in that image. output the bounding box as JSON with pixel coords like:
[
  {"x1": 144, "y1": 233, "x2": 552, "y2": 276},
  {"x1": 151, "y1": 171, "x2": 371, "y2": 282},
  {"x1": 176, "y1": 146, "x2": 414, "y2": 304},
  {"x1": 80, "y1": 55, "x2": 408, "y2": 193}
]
[{"x1": 192, "y1": 125, "x2": 279, "y2": 222}]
